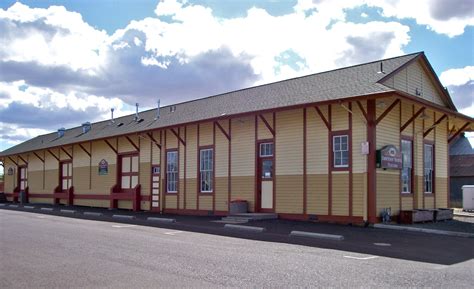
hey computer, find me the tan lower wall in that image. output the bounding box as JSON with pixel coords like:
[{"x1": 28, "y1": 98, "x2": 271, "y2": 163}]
[
  {"x1": 215, "y1": 177, "x2": 228, "y2": 211},
  {"x1": 185, "y1": 179, "x2": 197, "y2": 210},
  {"x1": 165, "y1": 194, "x2": 177, "y2": 209},
  {"x1": 45, "y1": 169, "x2": 59, "y2": 192},
  {"x1": 307, "y1": 174, "x2": 328, "y2": 215},
  {"x1": 424, "y1": 195, "x2": 435, "y2": 209},
  {"x1": 332, "y1": 173, "x2": 349, "y2": 216},
  {"x1": 401, "y1": 196, "x2": 413, "y2": 211},
  {"x1": 73, "y1": 166, "x2": 91, "y2": 193},
  {"x1": 199, "y1": 195, "x2": 213, "y2": 211},
  {"x1": 118, "y1": 200, "x2": 132, "y2": 210},
  {"x1": 352, "y1": 173, "x2": 366, "y2": 217},
  {"x1": 435, "y1": 177, "x2": 448, "y2": 208},
  {"x1": 376, "y1": 171, "x2": 400, "y2": 216},
  {"x1": 74, "y1": 199, "x2": 109, "y2": 208},
  {"x1": 276, "y1": 175, "x2": 303, "y2": 214},
  {"x1": 231, "y1": 176, "x2": 255, "y2": 212},
  {"x1": 29, "y1": 197, "x2": 53, "y2": 204}
]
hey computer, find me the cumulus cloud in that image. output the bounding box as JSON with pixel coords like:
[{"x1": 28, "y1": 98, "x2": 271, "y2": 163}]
[{"x1": 440, "y1": 66, "x2": 474, "y2": 114}]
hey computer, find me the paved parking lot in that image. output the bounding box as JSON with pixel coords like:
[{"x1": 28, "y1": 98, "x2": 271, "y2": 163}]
[{"x1": 1, "y1": 209, "x2": 473, "y2": 288}]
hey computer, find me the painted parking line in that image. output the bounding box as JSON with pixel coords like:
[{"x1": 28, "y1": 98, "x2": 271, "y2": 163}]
[
  {"x1": 164, "y1": 230, "x2": 184, "y2": 236},
  {"x1": 112, "y1": 224, "x2": 137, "y2": 228},
  {"x1": 373, "y1": 242, "x2": 392, "y2": 247},
  {"x1": 343, "y1": 255, "x2": 379, "y2": 260}
]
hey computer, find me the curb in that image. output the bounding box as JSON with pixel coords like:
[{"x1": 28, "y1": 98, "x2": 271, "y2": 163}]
[
  {"x1": 454, "y1": 213, "x2": 474, "y2": 218},
  {"x1": 9, "y1": 204, "x2": 19, "y2": 208},
  {"x1": 147, "y1": 217, "x2": 176, "y2": 223},
  {"x1": 290, "y1": 231, "x2": 344, "y2": 241},
  {"x1": 84, "y1": 212, "x2": 103, "y2": 217},
  {"x1": 374, "y1": 224, "x2": 474, "y2": 238},
  {"x1": 0, "y1": 204, "x2": 6, "y2": 207},
  {"x1": 224, "y1": 224, "x2": 266, "y2": 233},
  {"x1": 24, "y1": 206, "x2": 35, "y2": 209},
  {"x1": 40, "y1": 207, "x2": 54, "y2": 211},
  {"x1": 61, "y1": 209, "x2": 76, "y2": 214},
  {"x1": 112, "y1": 214, "x2": 135, "y2": 220}
]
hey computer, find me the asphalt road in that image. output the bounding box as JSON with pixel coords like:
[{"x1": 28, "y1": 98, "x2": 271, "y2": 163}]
[{"x1": 0, "y1": 210, "x2": 473, "y2": 288}]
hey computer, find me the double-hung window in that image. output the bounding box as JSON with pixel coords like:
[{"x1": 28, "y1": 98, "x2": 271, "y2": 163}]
[
  {"x1": 200, "y1": 148, "x2": 213, "y2": 193},
  {"x1": 333, "y1": 135, "x2": 349, "y2": 168},
  {"x1": 166, "y1": 151, "x2": 178, "y2": 193},
  {"x1": 424, "y1": 144, "x2": 434, "y2": 193},
  {"x1": 401, "y1": 139, "x2": 412, "y2": 194}
]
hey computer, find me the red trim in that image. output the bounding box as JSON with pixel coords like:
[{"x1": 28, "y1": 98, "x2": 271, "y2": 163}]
[
  {"x1": 184, "y1": 126, "x2": 187, "y2": 209},
  {"x1": 448, "y1": 122, "x2": 471, "y2": 143},
  {"x1": 164, "y1": 148, "x2": 179, "y2": 195},
  {"x1": 47, "y1": 149, "x2": 60, "y2": 161},
  {"x1": 196, "y1": 124, "x2": 200, "y2": 211},
  {"x1": 177, "y1": 128, "x2": 180, "y2": 210},
  {"x1": 272, "y1": 112, "x2": 276, "y2": 212},
  {"x1": 78, "y1": 143, "x2": 91, "y2": 157},
  {"x1": 171, "y1": 128, "x2": 186, "y2": 146},
  {"x1": 303, "y1": 108, "x2": 307, "y2": 216},
  {"x1": 356, "y1": 101, "x2": 368, "y2": 121},
  {"x1": 198, "y1": 145, "x2": 215, "y2": 196},
  {"x1": 163, "y1": 208, "x2": 227, "y2": 216},
  {"x1": 348, "y1": 102, "x2": 353, "y2": 217},
  {"x1": 258, "y1": 114, "x2": 275, "y2": 136},
  {"x1": 367, "y1": 99, "x2": 377, "y2": 223},
  {"x1": 424, "y1": 114, "x2": 447, "y2": 138},
  {"x1": 215, "y1": 121, "x2": 231, "y2": 141},
  {"x1": 146, "y1": 132, "x2": 162, "y2": 149},
  {"x1": 18, "y1": 155, "x2": 28, "y2": 165},
  {"x1": 254, "y1": 115, "x2": 258, "y2": 212},
  {"x1": 400, "y1": 107, "x2": 425, "y2": 132},
  {"x1": 255, "y1": 139, "x2": 275, "y2": 213},
  {"x1": 33, "y1": 152, "x2": 44, "y2": 163},
  {"x1": 228, "y1": 119, "x2": 232, "y2": 212},
  {"x1": 212, "y1": 123, "x2": 216, "y2": 212},
  {"x1": 447, "y1": 120, "x2": 451, "y2": 208},
  {"x1": 278, "y1": 213, "x2": 364, "y2": 224},
  {"x1": 104, "y1": 139, "x2": 118, "y2": 154},
  {"x1": 7, "y1": 156, "x2": 18, "y2": 166},
  {"x1": 60, "y1": 147, "x2": 73, "y2": 160},
  {"x1": 327, "y1": 105, "x2": 332, "y2": 216},
  {"x1": 315, "y1": 106, "x2": 330, "y2": 130},
  {"x1": 125, "y1": 136, "x2": 140, "y2": 152},
  {"x1": 330, "y1": 130, "x2": 350, "y2": 171},
  {"x1": 376, "y1": 99, "x2": 400, "y2": 125}
]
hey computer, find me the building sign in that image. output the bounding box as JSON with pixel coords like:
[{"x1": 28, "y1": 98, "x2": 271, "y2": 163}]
[
  {"x1": 98, "y1": 159, "x2": 108, "y2": 175},
  {"x1": 376, "y1": 145, "x2": 402, "y2": 169},
  {"x1": 7, "y1": 167, "x2": 14, "y2": 175}
]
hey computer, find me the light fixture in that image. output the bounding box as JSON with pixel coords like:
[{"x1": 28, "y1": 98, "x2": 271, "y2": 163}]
[
  {"x1": 419, "y1": 110, "x2": 430, "y2": 120},
  {"x1": 376, "y1": 100, "x2": 386, "y2": 108}
]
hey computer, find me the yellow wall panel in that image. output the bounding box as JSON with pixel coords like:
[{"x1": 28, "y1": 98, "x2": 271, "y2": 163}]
[
  {"x1": 307, "y1": 108, "x2": 328, "y2": 175},
  {"x1": 332, "y1": 172, "x2": 349, "y2": 216},
  {"x1": 257, "y1": 112, "x2": 274, "y2": 140},
  {"x1": 376, "y1": 98, "x2": 400, "y2": 150},
  {"x1": 185, "y1": 179, "x2": 197, "y2": 210},
  {"x1": 231, "y1": 116, "x2": 255, "y2": 177},
  {"x1": 307, "y1": 174, "x2": 328, "y2": 215},
  {"x1": 401, "y1": 196, "x2": 413, "y2": 211},
  {"x1": 73, "y1": 144, "x2": 91, "y2": 167},
  {"x1": 215, "y1": 177, "x2": 228, "y2": 211},
  {"x1": 424, "y1": 195, "x2": 435, "y2": 209},
  {"x1": 276, "y1": 175, "x2": 303, "y2": 214},
  {"x1": 231, "y1": 176, "x2": 254, "y2": 212},
  {"x1": 276, "y1": 109, "x2": 303, "y2": 176},
  {"x1": 73, "y1": 166, "x2": 91, "y2": 193},
  {"x1": 199, "y1": 195, "x2": 213, "y2": 211},
  {"x1": 165, "y1": 194, "x2": 177, "y2": 209},
  {"x1": 331, "y1": 104, "x2": 348, "y2": 131},
  {"x1": 199, "y1": 122, "x2": 213, "y2": 146},
  {"x1": 352, "y1": 173, "x2": 366, "y2": 217},
  {"x1": 352, "y1": 103, "x2": 367, "y2": 174},
  {"x1": 376, "y1": 172, "x2": 400, "y2": 215},
  {"x1": 166, "y1": 129, "x2": 178, "y2": 149},
  {"x1": 400, "y1": 102, "x2": 414, "y2": 136},
  {"x1": 90, "y1": 164, "x2": 116, "y2": 195}
]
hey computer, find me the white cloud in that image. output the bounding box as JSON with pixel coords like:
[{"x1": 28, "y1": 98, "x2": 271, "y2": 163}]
[{"x1": 440, "y1": 66, "x2": 474, "y2": 86}]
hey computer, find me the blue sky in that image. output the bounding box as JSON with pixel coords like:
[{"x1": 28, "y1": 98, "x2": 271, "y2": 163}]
[{"x1": 0, "y1": 0, "x2": 473, "y2": 159}]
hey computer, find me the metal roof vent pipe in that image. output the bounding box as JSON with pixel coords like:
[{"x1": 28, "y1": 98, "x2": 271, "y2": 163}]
[
  {"x1": 377, "y1": 61, "x2": 385, "y2": 74},
  {"x1": 57, "y1": 128, "x2": 65, "y2": 138},
  {"x1": 134, "y1": 103, "x2": 140, "y2": 121},
  {"x1": 110, "y1": 108, "x2": 115, "y2": 123},
  {"x1": 82, "y1": 122, "x2": 91, "y2": 134},
  {"x1": 154, "y1": 99, "x2": 160, "y2": 120}
]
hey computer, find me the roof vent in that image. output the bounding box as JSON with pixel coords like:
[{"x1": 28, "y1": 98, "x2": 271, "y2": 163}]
[
  {"x1": 57, "y1": 128, "x2": 65, "y2": 138},
  {"x1": 377, "y1": 61, "x2": 385, "y2": 74},
  {"x1": 134, "y1": 103, "x2": 141, "y2": 122},
  {"x1": 117, "y1": 122, "x2": 124, "y2": 127},
  {"x1": 154, "y1": 99, "x2": 160, "y2": 120},
  {"x1": 170, "y1": 105, "x2": 176, "y2": 113},
  {"x1": 110, "y1": 108, "x2": 115, "y2": 123},
  {"x1": 82, "y1": 122, "x2": 91, "y2": 134}
]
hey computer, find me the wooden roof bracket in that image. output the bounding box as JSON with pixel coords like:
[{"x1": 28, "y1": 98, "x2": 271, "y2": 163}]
[
  {"x1": 33, "y1": 152, "x2": 45, "y2": 163},
  {"x1": 214, "y1": 121, "x2": 230, "y2": 141},
  {"x1": 60, "y1": 147, "x2": 73, "y2": 159},
  {"x1": 125, "y1": 136, "x2": 140, "y2": 152},
  {"x1": 258, "y1": 114, "x2": 275, "y2": 137},
  {"x1": 423, "y1": 114, "x2": 447, "y2": 138},
  {"x1": 18, "y1": 155, "x2": 28, "y2": 165},
  {"x1": 7, "y1": 156, "x2": 19, "y2": 166},
  {"x1": 146, "y1": 132, "x2": 162, "y2": 149},
  {"x1": 47, "y1": 149, "x2": 60, "y2": 161},
  {"x1": 170, "y1": 128, "x2": 186, "y2": 146},
  {"x1": 376, "y1": 99, "x2": 400, "y2": 125},
  {"x1": 448, "y1": 122, "x2": 471, "y2": 143},
  {"x1": 78, "y1": 143, "x2": 91, "y2": 158},
  {"x1": 314, "y1": 105, "x2": 331, "y2": 130},
  {"x1": 104, "y1": 139, "x2": 118, "y2": 155},
  {"x1": 400, "y1": 107, "x2": 426, "y2": 132},
  {"x1": 356, "y1": 101, "x2": 368, "y2": 122}
]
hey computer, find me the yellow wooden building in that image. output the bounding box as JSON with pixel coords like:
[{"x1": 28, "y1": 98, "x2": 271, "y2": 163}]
[{"x1": 1, "y1": 52, "x2": 472, "y2": 223}]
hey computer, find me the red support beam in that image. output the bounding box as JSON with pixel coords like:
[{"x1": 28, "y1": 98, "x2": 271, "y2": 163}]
[
  {"x1": 400, "y1": 107, "x2": 425, "y2": 132},
  {"x1": 33, "y1": 152, "x2": 45, "y2": 163},
  {"x1": 214, "y1": 121, "x2": 231, "y2": 141},
  {"x1": 423, "y1": 114, "x2": 447, "y2": 138},
  {"x1": 314, "y1": 106, "x2": 330, "y2": 130},
  {"x1": 258, "y1": 114, "x2": 275, "y2": 136},
  {"x1": 170, "y1": 128, "x2": 186, "y2": 146},
  {"x1": 60, "y1": 147, "x2": 73, "y2": 159},
  {"x1": 356, "y1": 101, "x2": 368, "y2": 121},
  {"x1": 18, "y1": 155, "x2": 28, "y2": 165},
  {"x1": 367, "y1": 99, "x2": 377, "y2": 224},
  {"x1": 376, "y1": 99, "x2": 400, "y2": 125},
  {"x1": 125, "y1": 136, "x2": 140, "y2": 152},
  {"x1": 47, "y1": 149, "x2": 60, "y2": 161},
  {"x1": 104, "y1": 139, "x2": 118, "y2": 154},
  {"x1": 7, "y1": 156, "x2": 18, "y2": 166},
  {"x1": 146, "y1": 132, "x2": 162, "y2": 149},
  {"x1": 78, "y1": 143, "x2": 91, "y2": 157},
  {"x1": 448, "y1": 122, "x2": 471, "y2": 143}
]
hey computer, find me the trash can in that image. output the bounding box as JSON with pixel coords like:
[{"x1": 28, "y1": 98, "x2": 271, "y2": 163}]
[
  {"x1": 230, "y1": 199, "x2": 248, "y2": 214},
  {"x1": 462, "y1": 185, "x2": 474, "y2": 211},
  {"x1": 19, "y1": 191, "x2": 27, "y2": 204}
]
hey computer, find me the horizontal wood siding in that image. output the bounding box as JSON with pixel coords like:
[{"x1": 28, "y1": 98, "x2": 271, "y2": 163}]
[
  {"x1": 332, "y1": 172, "x2": 349, "y2": 216},
  {"x1": 307, "y1": 174, "x2": 328, "y2": 215},
  {"x1": 186, "y1": 125, "x2": 198, "y2": 210}
]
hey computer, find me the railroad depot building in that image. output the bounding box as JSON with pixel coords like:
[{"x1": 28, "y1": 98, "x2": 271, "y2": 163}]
[{"x1": 1, "y1": 52, "x2": 473, "y2": 223}]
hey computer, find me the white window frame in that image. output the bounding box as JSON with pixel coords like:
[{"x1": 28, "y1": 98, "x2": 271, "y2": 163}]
[
  {"x1": 333, "y1": 135, "x2": 349, "y2": 168},
  {"x1": 401, "y1": 139, "x2": 412, "y2": 194},
  {"x1": 259, "y1": 142, "x2": 274, "y2": 157},
  {"x1": 424, "y1": 144, "x2": 434, "y2": 194},
  {"x1": 166, "y1": 151, "x2": 178, "y2": 193},
  {"x1": 199, "y1": 148, "x2": 213, "y2": 193}
]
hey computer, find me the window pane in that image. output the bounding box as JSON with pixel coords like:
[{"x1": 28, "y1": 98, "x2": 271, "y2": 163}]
[
  {"x1": 121, "y1": 176, "x2": 130, "y2": 189},
  {"x1": 131, "y1": 176, "x2": 138, "y2": 188},
  {"x1": 200, "y1": 149, "x2": 213, "y2": 192},
  {"x1": 260, "y1": 143, "x2": 273, "y2": 157},
  {"x1": 122, "y1": 157, "x2": 130, "y2": 173},
  {"x1": 62, "y1": 179, "x2": 68, "y2": 190},
  {"x1": 131, "y1": 156, "x2": 139, "y2": 172},
  {"x1": 62, "y1": 163, "x2": 68, "y2": 177},
  {"x1": 262, "y1": 160, "x2": 273, "y2": 179},
  {"x1": 20, "y1": 181, "x2": 25, "y2": 190},
  {"x1": 167, "y1": 151, "x2": 178, "y2": 192},
  {"x1": 21, "y1": 168, "x2": 25, "y2": 179}
]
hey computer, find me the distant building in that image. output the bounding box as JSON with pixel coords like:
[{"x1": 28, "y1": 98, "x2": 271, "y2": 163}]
[{"x1": 449, "y1": 133, "x2": 474, "y2": 207}]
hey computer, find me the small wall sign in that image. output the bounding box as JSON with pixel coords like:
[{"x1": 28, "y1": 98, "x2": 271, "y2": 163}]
[
  {"x1": 376, "y1": 145, "x2": 402, "y2": 169},
  {"x1": 152, "y1": 166, "x2": 160, "y2": 175},
  {"x1": 98, "y1": 159, "x2": 108, "y2": 175},
  {"x1": 7, "y1": 167, "x2": 14, "y2": 175}
]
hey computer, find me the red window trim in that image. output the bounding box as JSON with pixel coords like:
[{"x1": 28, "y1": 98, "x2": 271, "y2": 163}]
[
  {"x1": 330, "y1": 130, "x2": 350, "y2": 171},
  {"x1": 423, "y1": 140, "x2": 435, "y2": 195},
  {"x1": 165, "y1": 149, "x2": 179, "y2": 194},
  {"x1": 400, "y1": 136, "x2": 414, "y2": 196},
  {"x1": 198, "y1": 145, "x2": 214, "y2": 194}
]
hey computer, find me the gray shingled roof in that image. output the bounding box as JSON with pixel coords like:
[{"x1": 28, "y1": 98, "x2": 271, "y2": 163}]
[
  {"x1": 0, "y1": 52, "x2": 422, "y2": 157},
  {"x1": 450, "y1": 134, "x2": 474, "y2": 155}
]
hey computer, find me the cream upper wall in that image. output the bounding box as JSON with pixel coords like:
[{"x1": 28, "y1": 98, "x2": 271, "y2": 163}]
[
  {"x1": 276, "y1": 109, "x2": 304, "y2": 176},
  {"x1": 382, "y1": 59, "x2": 446, "y2": 107}
]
